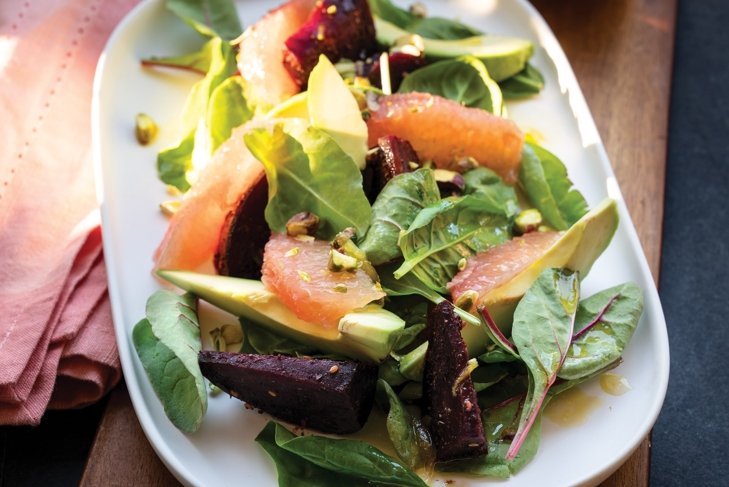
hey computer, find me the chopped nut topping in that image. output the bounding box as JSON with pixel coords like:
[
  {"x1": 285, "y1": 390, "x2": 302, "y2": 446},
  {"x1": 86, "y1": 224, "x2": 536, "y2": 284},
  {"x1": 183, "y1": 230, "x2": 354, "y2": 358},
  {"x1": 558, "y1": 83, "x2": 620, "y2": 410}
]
[
  {"x1": 267, "y1": 390, "x2": 277, "y2": 397},
  {"x1": 286, "y1": 212, "x2": 320, "y2": 237},
  {"x1": 328, "y1": 365, "x2": 339, "y2": 374},
  {"x1": 285, "y1": 247, "x2": 300, "y2": 257},
  {"x1": 297, "y1": 270, "x2": 311, "y2": 282}
]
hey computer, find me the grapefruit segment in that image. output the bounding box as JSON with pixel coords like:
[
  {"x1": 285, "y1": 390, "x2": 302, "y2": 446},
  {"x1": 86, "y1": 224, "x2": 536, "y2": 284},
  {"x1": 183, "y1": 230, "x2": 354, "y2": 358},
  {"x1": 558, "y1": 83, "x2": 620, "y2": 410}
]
[
  {"x1": 262, "y1": 233, "x2": 386, "y2": 328},
  {"x1": 236, "y1": 0, "x2": 317, "y2": 110},
  {"x1": 153, "y1": 123, "x2": 266, "y2": 272},
  {"x1": 366, "y1": 93, "x2": 524, "y2": 183}
]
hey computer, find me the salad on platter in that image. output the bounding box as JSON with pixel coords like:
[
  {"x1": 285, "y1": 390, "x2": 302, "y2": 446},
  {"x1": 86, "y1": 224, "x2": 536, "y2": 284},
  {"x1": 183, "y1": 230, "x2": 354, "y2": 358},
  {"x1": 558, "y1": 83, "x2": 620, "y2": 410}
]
[{"x1": 129, "y1": 0, "x2": 646, "y2": 484}]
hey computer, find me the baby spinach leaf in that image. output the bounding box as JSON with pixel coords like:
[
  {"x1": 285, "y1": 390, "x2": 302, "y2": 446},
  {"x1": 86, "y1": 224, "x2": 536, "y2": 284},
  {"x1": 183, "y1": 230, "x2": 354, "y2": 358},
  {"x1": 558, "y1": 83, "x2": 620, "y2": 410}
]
[
  {"x1": 463, "y1": 167, "x2": 520, "y2": 218},
  {"x1": 166, "y1": 0, "x2": 242, "y2": 40},
  {"x1": 368, "y1": 0, "x2": 482, "y2": 40},
  {"x1": 132, "y1": 291, "x2": 206, "y2": 433},
  {"x1": 500, "y1": 63, "x2": 545, "y2": 99},
  {"x1": 550, "y1": 358, "x2": 622, "y2": 397},
  {"x1": 395, "y1": 196, "x2": 511, "y2": 292},
  {"x1": 240, "y1": 319, "x2": 320, "y2": 357},
  {"x1": 207, "y1": 76, "x2": 252, "y2": 151},
  {"x1": 518, "y1": 143, "x2": 589, "y2": 230},
  {"x1": 256, "y1": 422, "x2": 366, "y2": 487},
  {"x1": 258, "y1": 422, "x2": 428, "y2": 487},
  {"x1": 558, "y1": 282, "x2": 643, "y2": 380},
  {"x1": 157, "y1": 37, "x2": 238, "y2": 191},
  {"x1": 392, "y1": 323, "x2": 427, "y2": 352},
  {"x1": 438, "y1": 397, "x2": 540, "y2": 478},
  {"x1": 359, "y1": 169, "x2": 440, "y2": 265},
  {"x1": 376, "y1": 380, "x2": 436, "y2": 471},
  {"x1": 244, "y1": 124, "x2": 372, "y2": 239},
  {"x1": 399, "y1": 57, "x2": 503, "y2": 114},
  {"x1": 507, "y1": 268, "x2": 579, "y2": 460},
  {"x1": 379, "y1": 263, "x2": 481, "y2": 327}
]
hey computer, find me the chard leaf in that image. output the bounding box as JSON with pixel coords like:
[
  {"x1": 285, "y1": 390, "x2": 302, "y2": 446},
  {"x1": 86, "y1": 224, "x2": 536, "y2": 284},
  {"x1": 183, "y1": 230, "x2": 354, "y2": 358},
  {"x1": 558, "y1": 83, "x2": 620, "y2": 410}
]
[
  {"x1": 500, "y1": 63, "x2": 545, "y2": 99},
  {"x1": 376, "y1": 380, "x2": 436, "y2": 471},
  {"x1": 141, "y1": 41, "x2": 214, "y2": 74},
  {"x1": 507, "y1": 268, "x2": 579, "y2": 460},
  {"x1": 258, "y1": 422, "x2": 428, "y2": 487},
  {"x1": 368, "y1": 0, "x2": 482, "y2": 40},
  {"x1": 463, "y1": 167, "x2": 520, "y2": 219},
  {"x1": 398, "y1": 57, "x2": 503, "y2": 114},
  {"x1": 359, "y1": 169, "x2": 441, "y2": 265},
  {"x1": 395, "y1": 196, "x2": 511, "y2": 293},
  {"x1": 518, "y1": 143, "x2": 589, "y2": 230},
  {"x1": 558, "y1": 282, "x2": 643, "y2": 380},
  {"x1": 439, "y1": 397, "x2": 541, "y2": 477},
  {"x1": 166, "y1": 0, "x2": 242, "y2": 40},
  {"x1": 132, "y1": 291, "x2": 206, "y2": 433},
  {"x1": 244, "y1": 124, "x2": 372, "y2": 239},
  {"x1": 207, "y1": 76, "x2": 252, "y2": 151},
  {"x1": 550, "y1": 358, "x2": 622, "y2": 397},
  {"x1": 157, "y1": 37, "x2": 238, "y2": 191}
]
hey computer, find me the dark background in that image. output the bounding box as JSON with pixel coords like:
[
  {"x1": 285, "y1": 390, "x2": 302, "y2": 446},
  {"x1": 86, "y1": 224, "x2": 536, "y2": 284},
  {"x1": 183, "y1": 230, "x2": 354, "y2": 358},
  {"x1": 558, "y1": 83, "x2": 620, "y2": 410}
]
[{"x1": 2, "y1": 0, "x2": 728, "y2": 485}]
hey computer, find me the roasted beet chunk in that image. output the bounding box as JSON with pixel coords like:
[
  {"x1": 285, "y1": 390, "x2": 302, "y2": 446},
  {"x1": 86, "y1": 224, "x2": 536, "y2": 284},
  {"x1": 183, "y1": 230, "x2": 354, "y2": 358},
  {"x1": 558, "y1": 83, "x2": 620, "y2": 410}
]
[
  {"x1": 423, "y1": 302, "x2": 487, "y2": 462},
  {"x1": 364, "y1": 135, "x2": 419, "y2": 202},
  {"x1": 199, "y1": 351, "x2": 377, "y2": 434},
  {"x1": 368, "y1": 52, "x2": 426, "y2": 92},
  {"x1": 214, "y1": 173, "x2": 269, "y2": 279},
  {"x1": 283, "y1": 0, "x2": 377, "y2": 87}
]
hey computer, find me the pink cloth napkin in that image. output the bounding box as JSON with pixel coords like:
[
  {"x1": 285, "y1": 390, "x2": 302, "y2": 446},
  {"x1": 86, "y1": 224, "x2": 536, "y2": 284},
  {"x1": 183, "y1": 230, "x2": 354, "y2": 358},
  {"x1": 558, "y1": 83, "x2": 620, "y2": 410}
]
[{"x1": 0, "y1": 0, "x2": 139, "y2": 425}]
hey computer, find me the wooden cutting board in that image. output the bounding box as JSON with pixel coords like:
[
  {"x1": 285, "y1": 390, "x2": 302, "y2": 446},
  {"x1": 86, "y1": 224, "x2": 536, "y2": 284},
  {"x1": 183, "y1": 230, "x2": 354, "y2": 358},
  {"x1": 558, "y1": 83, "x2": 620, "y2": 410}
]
[{"x1": 81, "y1": 1, "x2": 676, "y2": 485}]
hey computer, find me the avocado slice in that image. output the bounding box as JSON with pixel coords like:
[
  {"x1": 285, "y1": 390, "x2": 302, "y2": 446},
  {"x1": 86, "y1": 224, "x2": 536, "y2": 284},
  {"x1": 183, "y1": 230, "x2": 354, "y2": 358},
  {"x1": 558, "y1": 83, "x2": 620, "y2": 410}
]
[
  {"x1": 482, "y1": 198, "x2": 620, "y2": 333},
  {"x1": 157, "y1": 270, "x2": 404, "y2": 363},
  {"x1": 374, "y1": 17, "x2": 534, "y2": 82}
]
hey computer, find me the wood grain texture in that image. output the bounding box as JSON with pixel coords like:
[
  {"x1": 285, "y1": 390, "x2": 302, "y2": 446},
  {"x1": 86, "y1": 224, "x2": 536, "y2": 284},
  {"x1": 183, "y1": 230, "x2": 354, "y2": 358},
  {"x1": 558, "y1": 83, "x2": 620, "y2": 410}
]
[
  {"x1": 531, "y1": 0, "x2": 676, "y2": 485},
  {"x1": 82, "y1": 1, "x2": 676, "y2": 485}
]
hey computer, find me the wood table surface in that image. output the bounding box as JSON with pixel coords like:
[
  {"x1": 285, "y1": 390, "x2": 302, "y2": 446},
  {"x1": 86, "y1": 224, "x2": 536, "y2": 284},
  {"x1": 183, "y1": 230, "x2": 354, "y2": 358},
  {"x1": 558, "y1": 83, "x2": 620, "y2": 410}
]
[{"x1": 81, "y1": 1, "x2": 677, "y2": 485}]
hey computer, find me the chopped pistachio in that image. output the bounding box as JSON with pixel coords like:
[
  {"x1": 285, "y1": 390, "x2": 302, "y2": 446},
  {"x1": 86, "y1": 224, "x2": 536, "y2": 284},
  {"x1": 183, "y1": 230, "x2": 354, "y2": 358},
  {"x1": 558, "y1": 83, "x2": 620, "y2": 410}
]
[
  {"x1": 297, "y1": 270, "x2": 311, "y2": 282},
  {"x1": 515, "y1": 208, "x2": 543, "y2": 235},
  {"x1": 538, "y1": 224, "x2": 555, "y2": 233},
  {"x1": 393, "y1": 33, "x2": 425, "y2": 54},
  {"x1": 328, "y1": 365, "x2": 339, "y2": 374},
  {"x1": 159, "y1": 200, "x2": 181, "y2": 217},
  {"x1": 294, "y1": 234, "x2": 315, "y2": 242},
  {"x1": 135, "y1": 113, "x2": 158, "y2": 145},
  {"x1": 285, "y1": 247, "x2": 300, "y2": 257},
  {"x1": 220, "y1": 324, "x2": 243, "y2": 347},
  {"x1": 455, "y1": 290, "x2": 479, "y2": 310},
  {"x1": 457, "y1": 156, "x2": 479, "y2": 172},
  {"x1": 333, "y1": 283, "x2": 348, "y2": 293},
  {"x1": 409, "y1": 2, "x2": 427, "y2": 18},
  {"x1": 328, "y1": 249, "x2": 359, "y2": 272},
  {"x1": 209, "y1": 383, "x2": 222, "y2": 396},
  {"x1": 451, "y1": 358, "x2": 478, "y2": 396},
  {"x1": 408, "y1": 161, "x2": 420, "y2": 170},
  {"x1": 331, "y1": 228, "x2": 367, "y2": 261},
  {"x1": 286, "y1": 212, "x2": 320, "y2": 237},
  {"x1": 457, "y1": 257, "x2": 468, "y2": 271}
]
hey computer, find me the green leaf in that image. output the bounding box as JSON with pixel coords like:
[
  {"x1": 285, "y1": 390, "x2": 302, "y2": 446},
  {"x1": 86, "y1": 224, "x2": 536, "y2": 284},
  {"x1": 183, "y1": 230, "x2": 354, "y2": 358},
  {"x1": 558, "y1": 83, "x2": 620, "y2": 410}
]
[
  {"x1": 359, "y1": 169, "x2": 441, "y2": 265},
  {"x1": 558, "y1": 283, "x2": 643, "y2": 380},
  {"x1": 395, "y1": 196, "x2": 511, "y2": 292},
  {"x1": 240, "y1": 319, "x2": 320, "y2": 357},
  {"x1": 463, "y1": 167, "x2": 520, "y2": 218},
  {"x1": 508, "y1": 268, "x2": 579, "y2": 459},
  {"x1": 500, "y1": 63, "x2": 545, "y2": 99},
  {"x1": 256, "y1": 422, "x2": 365, "y2": 487},
  {"x1": 392, "y1": 323, "x2": 427, "y2": 352},
  {"x1": 157, "y1": 37, "x2": 238, "y2": 191},
  {"x1": 132, "y1": 291, "x2": 206, "y2": 433},
  {"x1": 244, "y1": 124, "x2": 372, "y2": 239},
  {"x1": 376, "y1": 380, "x2": 435, "y2": 471},
  {"x1": 368, "y1": 0, "x2": 482, "y2": 40},
  {"x1": 398, "y1": 57, "x2": 503, "y2": 114},
  {"x1": 440, "y1": 397, "x2": 541, "y2": 477},
  {"x1": 260, "y1": 422, "x2": 428, "y2": 487},
  {"x1": 207, "y1": 76, "x2": 253, "y2": 151},
  {"x1": 141, "y1": 41, "x2": 215, "y2": 74},
  {"x1": 166, "y1": 0, "x2": 242, "y2": 40},
  {"x1": 518, "y1": 143, "x2": 589, "y2": 230}
]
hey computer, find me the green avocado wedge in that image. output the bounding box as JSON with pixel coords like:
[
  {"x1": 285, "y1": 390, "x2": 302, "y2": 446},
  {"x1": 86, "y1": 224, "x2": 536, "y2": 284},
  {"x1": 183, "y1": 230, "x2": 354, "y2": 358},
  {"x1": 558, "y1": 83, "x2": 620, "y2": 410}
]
[
  {"x1": 157, "y1": 271, "x2": 404, "y2": 363},
  {"x1": 481, "y1": 198, "x2": 620, "y2": 333},
  {"x1": 374, "y1": 17, "x2": 534, "y2": 82}
]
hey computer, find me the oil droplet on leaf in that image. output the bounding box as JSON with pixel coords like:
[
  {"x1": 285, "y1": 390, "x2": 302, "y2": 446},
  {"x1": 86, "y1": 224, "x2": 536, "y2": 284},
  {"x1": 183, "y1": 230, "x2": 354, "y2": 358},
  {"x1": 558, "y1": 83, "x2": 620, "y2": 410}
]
[
  {"x1": 600, "y1": 373, "x2": 631, "y2": 396},
  {"x1": 545, "y1": 387, "x2": 602, "y2": 427}
]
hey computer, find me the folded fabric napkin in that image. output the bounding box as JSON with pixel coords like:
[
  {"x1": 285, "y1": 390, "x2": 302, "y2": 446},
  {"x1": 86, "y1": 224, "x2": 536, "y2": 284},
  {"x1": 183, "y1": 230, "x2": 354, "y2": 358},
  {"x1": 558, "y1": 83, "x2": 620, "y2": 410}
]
[{"x1": 0, "y1": 0, "x2": 139, "y2": 425}]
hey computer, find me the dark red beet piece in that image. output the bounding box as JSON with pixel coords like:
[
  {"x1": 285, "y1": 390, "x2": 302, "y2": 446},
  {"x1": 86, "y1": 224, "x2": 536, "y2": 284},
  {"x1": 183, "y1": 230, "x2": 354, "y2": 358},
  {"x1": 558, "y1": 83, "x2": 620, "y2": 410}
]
[
  {"x1": 283, "y1": 0, "x2": 377, "y2": 87},
  {"x1": 199, "y1": 351, "x2": 377, "y2": 434},
  {"x1": 363, "y1": 135, "x2": 419, "y2": 202},
  {"x1": 368, "y1": 52, "x2": 426, "y2": 92},
  {"x1": 423, "y1": 302, "x2": 487, "y2": 462},
  {"x1": 214, "y1": 173, "x2": 269, "y2": 279}
]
